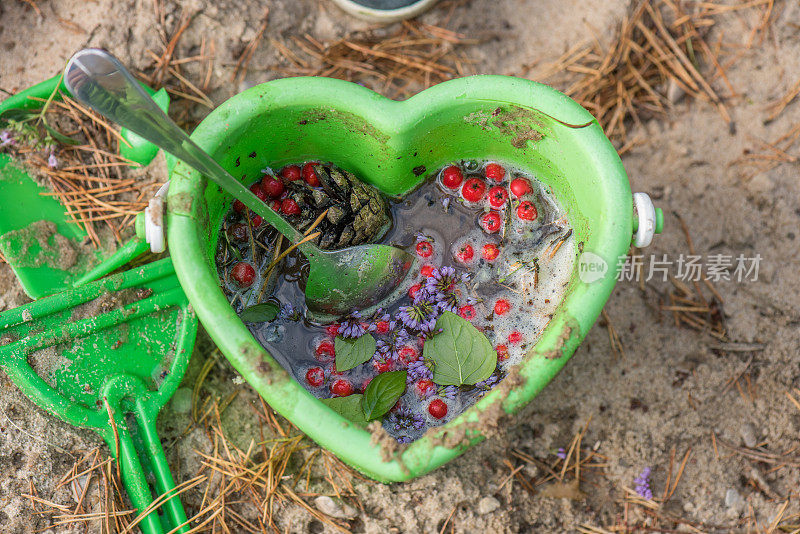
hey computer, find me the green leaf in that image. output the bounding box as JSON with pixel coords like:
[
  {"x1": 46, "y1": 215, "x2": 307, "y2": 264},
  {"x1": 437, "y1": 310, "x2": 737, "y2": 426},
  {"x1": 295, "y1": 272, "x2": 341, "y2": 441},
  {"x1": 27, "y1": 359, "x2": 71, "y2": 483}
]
[
  {"x1": 362, "y1": 370, "x2": 407, "y2": 421},
  {"x1": 0, "y1": 108, "x2": 38, "y2": 123},
  {"x1": 238, "y1": 302, "x2": 279, "y2": 323},
  {"x1": 424, "y1": 311, "x2": 497, "y2": 386},
  {"x1": 321, "y1": 395, "x2": 368, "y2": 425},
  {"x1": 42, "y1": 123, "x2": 81, "y2": 146},
  {"x1": 335, "y1": 334, "x2": 376, "y2": 372}
]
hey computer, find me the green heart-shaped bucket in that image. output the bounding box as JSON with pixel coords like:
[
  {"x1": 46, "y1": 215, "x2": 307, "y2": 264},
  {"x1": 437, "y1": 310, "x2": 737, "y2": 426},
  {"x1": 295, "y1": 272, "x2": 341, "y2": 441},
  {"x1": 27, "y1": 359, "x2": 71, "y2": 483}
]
[{"x1": 166, "y1": 75, "x2": 642, "y2": 482}]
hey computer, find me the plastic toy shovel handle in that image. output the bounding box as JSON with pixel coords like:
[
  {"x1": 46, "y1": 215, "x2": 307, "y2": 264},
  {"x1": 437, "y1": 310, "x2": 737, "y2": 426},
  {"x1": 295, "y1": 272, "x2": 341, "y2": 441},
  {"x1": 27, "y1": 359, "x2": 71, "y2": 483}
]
[
  {"x1": 63, "y1": 49, "x2": 310, "y2": 251},
  {"x1": 103, "y1": 389, "x2": 190, "y2": 534}
]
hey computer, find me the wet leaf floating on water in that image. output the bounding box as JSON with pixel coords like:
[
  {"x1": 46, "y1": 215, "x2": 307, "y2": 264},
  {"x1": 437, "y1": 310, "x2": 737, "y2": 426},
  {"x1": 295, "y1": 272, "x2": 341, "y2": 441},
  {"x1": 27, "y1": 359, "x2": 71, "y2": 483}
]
[
  {"x1": 321, "y1": 394, "x2": 368, "y2": 425},
  {"x1": 424, "y1": 311, "x2": 497, "y2": 386},
  {"x1": 362, "y1": 370, "x2": 407, "y2": 421},
  {"x1": 335, "y1": 333, "x2": 376, "y2": 372},
  {"x1": 238, "y1": 302, "x2": 279, "y2": 323}
]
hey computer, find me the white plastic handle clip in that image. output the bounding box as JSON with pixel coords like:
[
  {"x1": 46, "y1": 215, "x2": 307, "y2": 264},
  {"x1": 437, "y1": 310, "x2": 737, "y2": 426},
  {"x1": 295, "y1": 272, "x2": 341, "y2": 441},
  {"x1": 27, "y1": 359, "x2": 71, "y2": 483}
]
[
  {"x1": 144, "y1": 181, "x2": 169, "y2": 254},
  {"x1": 633, "y1": 192, "x2": 656, "y2": 248}
]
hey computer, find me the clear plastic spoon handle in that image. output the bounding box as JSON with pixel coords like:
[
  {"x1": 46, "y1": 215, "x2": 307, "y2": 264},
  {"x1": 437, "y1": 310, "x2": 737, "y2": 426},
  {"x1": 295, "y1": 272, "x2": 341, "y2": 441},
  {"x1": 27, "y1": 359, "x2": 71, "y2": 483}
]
[{"x1": 64, "y1": 48, "x2": 307, "y2": 248}]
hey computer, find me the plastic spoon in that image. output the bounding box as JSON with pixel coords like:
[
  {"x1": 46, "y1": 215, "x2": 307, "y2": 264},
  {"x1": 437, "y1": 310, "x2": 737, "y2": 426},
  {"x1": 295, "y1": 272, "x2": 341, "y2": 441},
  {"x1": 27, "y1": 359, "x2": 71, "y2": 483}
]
[{"x1": 63, "y1": 48, "x2": 414, "y2": 318}]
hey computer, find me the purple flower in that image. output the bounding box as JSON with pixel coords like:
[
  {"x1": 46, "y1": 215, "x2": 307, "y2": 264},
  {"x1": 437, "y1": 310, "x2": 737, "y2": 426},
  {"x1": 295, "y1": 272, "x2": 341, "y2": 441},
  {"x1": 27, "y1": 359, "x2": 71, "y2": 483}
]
[
  {"x1": 396, "y1": 435, "x2": 412, "y2": 444},
  {"x1": 556, "y1": 447, "x2": 567, "y2": 459},
  {"x1": 375, "y1": 339, "x2": 399, "y2": 362},
  {"x1": 442, "y1": 197, "x2": 451, "y2": 211},
  {"x1": 436, "y1": 293, "x2": 459, "y2": 313},
  {"x1": 439, "y1": 385, "x2": 458, "y2": 400},
  {"x1": 278, "y1": 302, "x2": 295, "y2": 320},
  {"x1": 397, "y1": 298, "x2": 439, "y2": 333},
  {"x1": 367, "y1": 309, "x2": 391, "y2": 333},
  {"x1": 425, "y1": 266, "x2": 458, "y2": 295},
  {"x1": 393, "y1": 328, "x2": 413, "y2": 345},
  {"x1": 47, "y1": 151, "x2": 58, "y2": 169},
  {"x1": 0, "y1": 130, "x2": 13, "y2": 147},
  {"x1": 475, "y1": 375, "x2": 500, "y2": 391},
  {"x1": 339, "y1": 311, "x2": 366, "y2": 338},
  {"x1": 634, "y1": 467, "x2": 653, "y2": 500},
  {"x1": 386, "y1": 406, "x2": 424, "y2": 431},
  {"x1": 407, "y1": 359, "x2": 433, "y2": 381},
  {"x1": 424, "y1": 266, "x2": 466, "y2": 313}
]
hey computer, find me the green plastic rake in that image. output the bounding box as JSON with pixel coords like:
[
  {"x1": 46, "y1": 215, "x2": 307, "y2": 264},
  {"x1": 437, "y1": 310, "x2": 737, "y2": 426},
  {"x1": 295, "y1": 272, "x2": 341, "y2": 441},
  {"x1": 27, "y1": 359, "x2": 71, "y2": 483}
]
[{"x1": 0, "y1": 258, "x2": 196, "y2": 534}]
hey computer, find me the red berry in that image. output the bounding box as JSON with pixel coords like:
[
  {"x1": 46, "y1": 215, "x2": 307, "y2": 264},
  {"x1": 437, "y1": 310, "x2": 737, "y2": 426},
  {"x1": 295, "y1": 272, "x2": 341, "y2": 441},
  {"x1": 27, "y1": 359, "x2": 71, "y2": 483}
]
[
  {"x1": 508, "y1": 331, "x2": 523, "y2": 344},
  {"x1": 482, "y1": 243, "x2": 500, "y2": 261},
  {"x1": 280, "y1": 165, "x2": 301, "y2": 181},
  {"x1": 262, "y1": 176, "x2": 285, "y2": 198},
  {"x1": 428, "y1": 399, "x2": 448, "y2": 419},
  {"x1": 416, "y1": 379, "x2": 435, "y2": 397},
  {"x1": 510, "y1": 177, "x2": 532, "y2": 198},
  {"x1": 325, "y1": 324, "x2": 340, "y2": 337},
  {"x1": 375, "y1": 320, "x2": 391, "y2": 334},
  {"x1": 281, "y1": 165, "x2": 302, "y2": 181},
  {"x1": 233, "y1": 199, "x2": 245, "y2": 213},
  {"x1": 415, "y1": 240, "x2": 434, "y2": 258},
  {"x1": 281, "y1": 198, "x2": 300, "y2": 215},
  {"x1": 271, "y1": 200, "x2": 282, "y2": 211},
  {"x1": 485, "y1": 163, "x2": 506, "y2": 182},
  {"x1": 488, "y1": 186, "x2": 508, "y2": 209},
  {"x1": 455, "y1": 243, "x2": 474, "y2": 263},
  {"x1": 305, "y1": 367, "x2": 324, "y2": 387},
  {"x1": 408, "y1": 283, "x2": 422, "y2": 299},
  {"x1": 495, "y1": 344, "x2": 509, "y2": 361},
  {"x1": 373, "y1": 358, "x2": 393, "y2": 373},
  {"x1": 228, "y1": 223, "x2": 248, "y2": 242},
  {"x1": 461, "y1": 178, "x2": 486, "y2": 202},
  {"x1": 302, "y1": 162, "x2": 320, "y2": 187},
  {"x1": 494, "y1": 299, "x2": 511, "y2": 316},
  {"x1": 231, "y1": 262, "x2": 256, "y2": 288},
  {"x1": 458, "y1": 304, "x2": 476, "y2": 320},
  {"x1": 517, "y1": 201, "x2": 538, "y2": 221},
  {"x1": 420, "y1": 265, "x2": 435, "y2": 277},
  {"x1": 250, "y1": 214, "x2": 263, "y2": 228},
  {"x1": 331, "y1": 379, "x2": 352, "y2": 397},
  {"x1": 441, "y1": 165, "x2": 464, "y2": 189},
  {"x1": 398, "y1": 346, "x2": 419, "y2": 365},
  {"x1": 315, "y1": 339, "x2": 336, "y2": 361},
  {"x1": 250, "y1": 182, "x2": 267, "y2": 202},
  {"x1": 480, "y1": 212, "x2": 502, "y2": 234}
]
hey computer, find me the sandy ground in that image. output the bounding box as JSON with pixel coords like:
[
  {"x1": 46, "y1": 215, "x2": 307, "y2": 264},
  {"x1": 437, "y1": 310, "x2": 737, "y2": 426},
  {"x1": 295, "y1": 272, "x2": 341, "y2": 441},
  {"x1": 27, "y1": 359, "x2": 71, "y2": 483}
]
[{"x1": 2, "y1": 0, "x2": 800, "y2": 532}]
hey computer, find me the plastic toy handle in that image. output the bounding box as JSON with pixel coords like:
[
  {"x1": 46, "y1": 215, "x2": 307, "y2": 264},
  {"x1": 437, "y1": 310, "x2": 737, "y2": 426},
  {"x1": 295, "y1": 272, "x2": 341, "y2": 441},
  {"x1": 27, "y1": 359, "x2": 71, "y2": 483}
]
[
  {"x1": 104, "y1": 392, "x2": 190, "y2": 534},
  {"x1": 72, "y1": 236, "x2": 150, "y2": 288},
  {"x1": 0, "y1": 361, "x2": 188, "y2": 533}
]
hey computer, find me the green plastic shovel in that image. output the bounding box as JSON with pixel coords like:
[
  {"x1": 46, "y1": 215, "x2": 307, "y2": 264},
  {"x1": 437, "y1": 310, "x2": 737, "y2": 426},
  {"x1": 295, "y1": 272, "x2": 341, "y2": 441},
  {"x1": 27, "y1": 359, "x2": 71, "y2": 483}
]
[
  {"x1": 0, "y1": 257, "x2": 196, "y2": 534},
  {"x1": 0, "y1": 74, "x2": 170, "y2": 299}
]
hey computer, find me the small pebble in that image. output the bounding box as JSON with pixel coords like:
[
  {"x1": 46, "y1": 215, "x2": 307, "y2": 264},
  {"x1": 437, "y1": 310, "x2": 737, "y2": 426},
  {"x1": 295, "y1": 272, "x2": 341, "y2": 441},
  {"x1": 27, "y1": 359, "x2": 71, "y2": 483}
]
[
  {"x1": 170, "y1": 387, "x2": 193, "y2": 414},
  {"x1": 477, "y1": 496, "x2": 500, "y2": 515},
  {"x1": 314, "y1": 496, "x2": 358, "y2": 519},
  {"x1": 725, "y1": 488, "x2": 744, "y2": 509},
  {"x1": 740, "y1": 422, "x2": 758, "y2": 448},
  {"x1": 666, "y1": 79, "x2": 686, "y2": 104}
]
